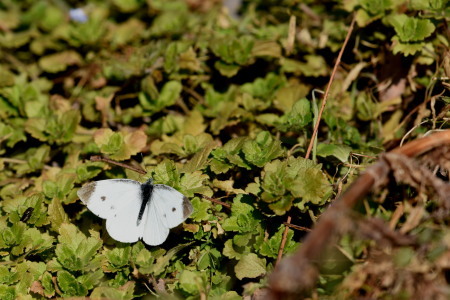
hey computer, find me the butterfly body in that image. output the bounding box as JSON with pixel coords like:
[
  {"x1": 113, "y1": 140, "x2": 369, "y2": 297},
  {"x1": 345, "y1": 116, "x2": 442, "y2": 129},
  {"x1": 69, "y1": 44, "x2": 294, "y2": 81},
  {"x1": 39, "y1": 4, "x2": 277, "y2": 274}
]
[{"x1": 77, "y1": 179, "x2": 193, "y2": 245}]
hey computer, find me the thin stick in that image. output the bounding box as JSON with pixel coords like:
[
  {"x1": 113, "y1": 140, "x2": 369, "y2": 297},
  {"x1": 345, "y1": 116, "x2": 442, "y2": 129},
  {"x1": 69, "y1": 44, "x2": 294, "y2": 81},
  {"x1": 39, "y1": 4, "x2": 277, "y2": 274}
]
[
  {"x1": 305, "y1": 16, "x2": 356, "y2": 159},
  {"x1": 283, "y1": 222, "x2": 312, "y2": 232},
  {"x1": 202, "y1": 195, "x2": 231, "y2": 208},
  {"x1": 276, "y1": 16, "x2": 356, "y2": 266},
  {"x1": 90, "y1": 155, "x2": 147, "y2": 175}
]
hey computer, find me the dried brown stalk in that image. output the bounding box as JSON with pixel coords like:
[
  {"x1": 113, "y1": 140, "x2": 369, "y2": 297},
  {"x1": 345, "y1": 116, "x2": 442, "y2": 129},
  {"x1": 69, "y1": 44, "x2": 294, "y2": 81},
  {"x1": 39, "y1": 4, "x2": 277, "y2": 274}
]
[{"x1": 267, "y1": 130, "x2": 450, "y2": 299}]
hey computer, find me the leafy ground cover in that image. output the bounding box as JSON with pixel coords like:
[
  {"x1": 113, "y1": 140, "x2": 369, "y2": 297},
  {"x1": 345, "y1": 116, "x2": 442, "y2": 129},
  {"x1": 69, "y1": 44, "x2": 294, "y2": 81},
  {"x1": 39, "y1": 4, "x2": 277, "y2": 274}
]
[{"x1": 0, "y1": 0, "x2": 450, "y2": 299}]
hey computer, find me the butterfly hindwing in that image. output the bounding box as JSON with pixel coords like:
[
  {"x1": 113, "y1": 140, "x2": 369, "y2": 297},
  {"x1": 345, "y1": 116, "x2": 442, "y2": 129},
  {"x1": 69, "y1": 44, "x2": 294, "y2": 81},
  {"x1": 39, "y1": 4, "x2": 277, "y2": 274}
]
[
  {"x1": 143, "y1": 201, "x2": 170, "y2": 246},
  {"x1": 142, "y1": 185, "x2": 193, "y2": 245}
]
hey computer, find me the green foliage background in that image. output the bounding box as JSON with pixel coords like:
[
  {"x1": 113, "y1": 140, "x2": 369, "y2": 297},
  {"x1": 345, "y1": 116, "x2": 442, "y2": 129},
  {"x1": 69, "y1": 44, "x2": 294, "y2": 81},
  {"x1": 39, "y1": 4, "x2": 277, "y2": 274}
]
[{"x1": 0, "y1": 0, "x2": 449, "y2": 298}]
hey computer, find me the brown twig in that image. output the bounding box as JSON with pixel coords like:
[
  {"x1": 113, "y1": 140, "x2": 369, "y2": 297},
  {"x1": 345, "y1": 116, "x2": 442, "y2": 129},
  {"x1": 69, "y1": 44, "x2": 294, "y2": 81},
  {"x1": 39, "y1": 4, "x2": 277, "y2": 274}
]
[
  {"x1": 202, "y1": 195, "x2": 231, "y2": 208},
  {"x1": 90, "y1": 155, "x2": 147, "y2": 175},
  {"x1": 268, "y1": 130, "x2": 450, "y2": 298},
  {"x1": 276, "y1": 16, "x2": 357, "y2": 266},
  {"x1": 283, "y1": 222, "x2": 312, "y2": 232},
  {"x1": 305, "y1": 16, "x2": 356, "y2": 159}
]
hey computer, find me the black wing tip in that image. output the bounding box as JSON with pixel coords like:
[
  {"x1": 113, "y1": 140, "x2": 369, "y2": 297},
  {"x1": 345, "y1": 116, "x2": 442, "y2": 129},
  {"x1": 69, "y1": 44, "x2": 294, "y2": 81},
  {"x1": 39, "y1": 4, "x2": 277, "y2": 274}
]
[
  {"x1": 182, "y1": 196, "x2": 194, "y2": 219},
  {"x1": 77, "y1": 182, "x2": 97, "y2": 204}
]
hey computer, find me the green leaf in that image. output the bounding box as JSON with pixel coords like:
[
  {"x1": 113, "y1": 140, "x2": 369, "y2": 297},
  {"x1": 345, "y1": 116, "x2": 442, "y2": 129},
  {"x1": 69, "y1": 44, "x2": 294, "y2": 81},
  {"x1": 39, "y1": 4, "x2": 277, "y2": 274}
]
[
  {"x1": 277, "y1": 98, "x2": 313, "y2": 131},
  {"x1": 260, "y1": 157, "x2": 331, "y2": 214},
  {"x1": 25, "y1": 110, "x2": 81, "y2": 144},
  {"x1": 38, "y1": 51, "x2": 82, "y2": 73},
  {"x1": 39, "y1": 5, "x2": 64, "y2": 31},
  {"x1": 197, "y1": 247, "x2": 221, "y2": 270},
  {"x1": 234, "y1": 253, "x2": 266, "y2": 280},
  {"x1": 240, "y1": 73, "x2": 285, "y2": 101},
  {"x1": 410, "y1": 0, "x2": 447, "y2": 9},
  {"x1": 57, "y1": 270, "x2": 88, "y2": 297},
  {"x1": 105, "y1": 245, "x2": 131, "y2": 270},
  {"x1": 281, "y1": 55, "x2": 328, "y2": 77},
  {"x1": 150, "y1": 7, "x2": 188, "y2": 36},
  {"x1": 211, "y1": 35, "x2": 254, "y2": 65},
  {"x1": 152, "y1": 159, "x2": 180, "y2": 186},
  {"x1": 139, "y1": 80, "x2": 182, "y2": 113},
  {"x1": 91, "y1": 282, "x2": 135, "y2": 299},
  {"x1": 41, "y1": 272, "x2": 55, "y2": 297},
  {"x1": 181, "y1": 142, "x2": 216, "y2": 173},
  {"x1": 135, "y1": 247, "x2": 164, "y2": 274},
  {"x1": 111, "y1": 0, "x2": 142, "y2": 12},
  {"x1": 152, "y1": 243, "x2": 192, "y2": 276},
  {"x1": 180, "y1": 171, "x2": 211, "y2": 197},
  {"x1": 190, "y1": 197, "x2": 211, "y2": 222},
  {"x1": 273, "y1": 83, "x2": 309, "y2": 112},
  {"x1": 158, "y1": 80, "x2": 182, "y2": 107},
  {"x1": 94, "y1": 128, "x2": 147, "y2": 160},
  {"x1": 48, "y1": 198, "x2": 69, "y2": 231},
  {"x1": 389, "y1": 15, "x2": 436, "y2": 42},
  {"x1": 290, "y1": 166, "x2": 331, "y2": 205},
  {"x1": 0, "y1": 266, "x2": 12, "y2": 284},
  {"x1": 0, "y1": 67, "x2": 15, "y2": 87},
  {"x1": 0, "y1": 222, "x2": 25, "y2": 250},
  {"x1": 316, "y1": 143, "x2": 352, "y2": 163},
  {"x1": 55, "y1": 224, "x2": 102, "y2": 271},
  {"x1": 259, "y1": 226, "x2": 297, "y2": 258},
  {"x1": 24, "y1": 228, "x2": 54, "y2": 254},
  {"x1": 78, "y1": 269, "x2": 104, "y2": 291},
  {"x1": 391, "y1": 36, "x2": 426, "y2": 56},
  {"x1": 0, "y1": 285, "x2": 15, "y2": 300},
  {"x1": 222, "y1": 195, "x2": 262, "y2": 232},
  {"x1": 360, "y1": 0, "x2": 392, "y2": 15},
  {"x1": 242, "y1": 131, "x2": 285, "y2": 167},
  {"x1": 212, "y1": 137, "x2": 251, "y2": 170},
  {"x1": 179, "y1": 270, "x2": 204, "y2": 295},
  {"x1": 223, "y1": 239, "x2": 244, "y2": 260},
  {"x1": 214, "y1": 61, "x2": 240, "y2": 77}
]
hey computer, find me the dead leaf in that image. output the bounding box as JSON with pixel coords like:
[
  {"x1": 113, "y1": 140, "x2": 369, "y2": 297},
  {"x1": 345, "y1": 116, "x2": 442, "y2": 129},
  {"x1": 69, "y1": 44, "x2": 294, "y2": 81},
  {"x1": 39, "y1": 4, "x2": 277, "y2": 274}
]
[
  {"x1": 30, "y1": 281, "x2": 45, "y2": 296},
  {"x1": 212, "y1": 179, "x2": 246, "y2": 194}
]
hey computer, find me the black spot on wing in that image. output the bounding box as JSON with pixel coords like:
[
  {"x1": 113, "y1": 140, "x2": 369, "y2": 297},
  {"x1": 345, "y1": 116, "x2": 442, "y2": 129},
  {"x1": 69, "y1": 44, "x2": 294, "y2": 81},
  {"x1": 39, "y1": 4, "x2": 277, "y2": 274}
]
[
  {"x1": 172, "y1": 207, "x2": 176, "y2": 212},
  {"x1": 101, "y1": 196, "x2": 106, "y2": 201}
]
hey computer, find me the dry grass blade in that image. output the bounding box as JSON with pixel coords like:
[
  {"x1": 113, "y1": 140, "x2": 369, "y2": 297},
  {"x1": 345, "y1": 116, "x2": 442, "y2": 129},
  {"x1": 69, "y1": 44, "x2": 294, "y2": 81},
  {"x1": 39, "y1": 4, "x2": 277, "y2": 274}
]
[{"x1": 276, "y1": 15, "x2": 357, "y2": 266}]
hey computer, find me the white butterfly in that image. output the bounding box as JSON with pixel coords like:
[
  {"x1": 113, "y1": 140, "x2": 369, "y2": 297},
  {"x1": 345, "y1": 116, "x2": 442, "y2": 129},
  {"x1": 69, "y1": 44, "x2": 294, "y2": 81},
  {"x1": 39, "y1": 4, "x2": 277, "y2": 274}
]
[{"x1": 77, "y1": 179, "x2": 193, "y2": 246}]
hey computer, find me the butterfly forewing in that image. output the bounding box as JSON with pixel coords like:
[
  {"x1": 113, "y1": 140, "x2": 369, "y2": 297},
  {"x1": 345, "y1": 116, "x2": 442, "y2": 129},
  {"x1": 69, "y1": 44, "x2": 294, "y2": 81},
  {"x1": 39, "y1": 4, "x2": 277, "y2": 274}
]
[
  {"x1": 77, "y1": 179, "x2": 145, "y2": 242},
  {"x1": 152, "y1": 185, "x2": 194, "y2": 229},
  {"x1": 77, "y1": 179, "x2": 142, "y2": 219}
]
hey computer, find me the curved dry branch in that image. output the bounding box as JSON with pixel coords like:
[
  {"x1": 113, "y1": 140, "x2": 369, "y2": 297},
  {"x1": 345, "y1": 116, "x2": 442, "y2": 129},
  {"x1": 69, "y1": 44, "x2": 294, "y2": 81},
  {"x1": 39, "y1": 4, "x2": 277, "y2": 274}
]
[{"x1": 267, "y1": 130, "x2": 450, "y2": 299}]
